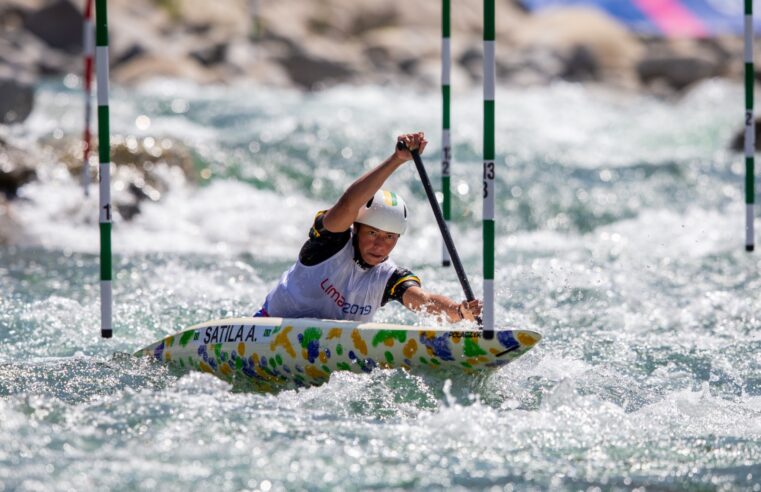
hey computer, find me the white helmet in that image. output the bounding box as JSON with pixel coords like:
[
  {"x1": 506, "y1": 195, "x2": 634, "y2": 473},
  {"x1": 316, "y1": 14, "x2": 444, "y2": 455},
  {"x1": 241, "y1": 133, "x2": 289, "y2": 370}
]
[{"x1": 355, "y1": 189, "x2": 408, "y2": 235}]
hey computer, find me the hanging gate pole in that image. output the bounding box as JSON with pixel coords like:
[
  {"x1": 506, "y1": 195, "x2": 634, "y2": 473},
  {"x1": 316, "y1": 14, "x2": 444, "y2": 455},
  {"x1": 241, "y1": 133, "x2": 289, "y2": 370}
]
[
  {"x1": 82, "y1": 0, "x2": 94, "y2": 197},
  {"x1": 441, "y1": 0, "x2": 452, "y2": 267},
  {"x1": 482, "y1": 0, "x2": 496, "y2": 339},
  {"x1": 745, "y1": 0, "x2": 755, "y2": 252},
  {"x1": 95, "y1": 0, "x2": 112, "y2": 338}
]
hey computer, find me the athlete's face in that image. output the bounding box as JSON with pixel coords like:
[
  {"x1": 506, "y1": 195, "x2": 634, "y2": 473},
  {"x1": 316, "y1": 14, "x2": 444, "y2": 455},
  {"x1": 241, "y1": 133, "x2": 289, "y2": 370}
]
[{"x1": 356, "y1": 224, "x2": 399, "y2": 266}]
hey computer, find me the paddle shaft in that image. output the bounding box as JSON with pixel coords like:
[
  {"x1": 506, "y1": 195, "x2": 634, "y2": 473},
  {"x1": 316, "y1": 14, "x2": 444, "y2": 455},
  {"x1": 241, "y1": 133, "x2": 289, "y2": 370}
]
[{"x1": 398, "y1": 142, "x2": 484, "y2": 326}]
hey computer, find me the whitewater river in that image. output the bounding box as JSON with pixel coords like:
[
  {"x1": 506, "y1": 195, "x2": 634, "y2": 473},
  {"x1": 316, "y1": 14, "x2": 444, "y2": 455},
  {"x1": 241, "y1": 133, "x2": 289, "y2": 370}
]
[{"x1": 1, "y1": 79, "x2": 760, "y2": 490}]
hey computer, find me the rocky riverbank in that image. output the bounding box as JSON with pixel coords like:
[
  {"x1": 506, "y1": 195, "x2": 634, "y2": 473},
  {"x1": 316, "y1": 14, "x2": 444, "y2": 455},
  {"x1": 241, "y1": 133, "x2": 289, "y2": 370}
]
[
  {"x1": 0, "y1": 0, "x2": 758, "y2": 240},
  {"x1": 2, "y1": 0, "x2": 755, "y2": 102}
]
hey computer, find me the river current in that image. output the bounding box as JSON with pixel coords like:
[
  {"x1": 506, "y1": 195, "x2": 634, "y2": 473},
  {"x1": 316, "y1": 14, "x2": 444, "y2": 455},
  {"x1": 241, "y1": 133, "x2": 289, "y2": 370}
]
[{"x1": 1, "y1": 79, "x2": 760, "y2": 490}]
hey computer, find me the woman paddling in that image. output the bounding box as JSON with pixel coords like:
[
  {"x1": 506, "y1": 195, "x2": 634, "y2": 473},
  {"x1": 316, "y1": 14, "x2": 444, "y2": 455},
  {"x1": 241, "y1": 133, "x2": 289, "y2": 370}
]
[{"x1": 256, "y1": 132, "x2": 482, "y2": 323}]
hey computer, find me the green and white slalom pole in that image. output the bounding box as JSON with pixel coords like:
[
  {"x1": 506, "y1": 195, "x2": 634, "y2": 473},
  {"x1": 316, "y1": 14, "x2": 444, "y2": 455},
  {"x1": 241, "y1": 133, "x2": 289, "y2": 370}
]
[
  {"x1": 95, "y1": 0, "x2": 112, "y2": 338},
  {"x1": 482, "y1": 0, "x2": 495, "y2": 339},
  {"x1": 746, "y1": 0, "x2": 755, "y2": 252},
  {"x1": 441, "y1": 0, "x2": 452, "y2": 267}
]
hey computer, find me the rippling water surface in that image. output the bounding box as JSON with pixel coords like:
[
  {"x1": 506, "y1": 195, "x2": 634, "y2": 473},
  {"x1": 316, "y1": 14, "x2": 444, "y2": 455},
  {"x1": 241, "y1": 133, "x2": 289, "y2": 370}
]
[{"x1": 2, "y1": 79, "x2": 761, "y2": 491}]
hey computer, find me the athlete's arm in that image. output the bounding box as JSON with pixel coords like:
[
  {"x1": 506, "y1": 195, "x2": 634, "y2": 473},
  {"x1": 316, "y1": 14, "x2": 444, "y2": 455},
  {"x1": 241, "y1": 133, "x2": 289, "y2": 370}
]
[
  {"x1": 401, "y1": 286, "x2": 483, "y2": 323},
  {"x1": 322, "y1": 132, "x2": 428, "y2": 233},
  {"x1": 382, "y1": 268, "x2": 420, "y2": 306}
]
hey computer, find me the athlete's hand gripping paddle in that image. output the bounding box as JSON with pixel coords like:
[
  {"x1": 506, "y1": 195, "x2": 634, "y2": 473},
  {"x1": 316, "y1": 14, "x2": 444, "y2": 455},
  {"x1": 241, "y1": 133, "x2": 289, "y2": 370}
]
[{"x1": 397, "y1": 140, "x2": 491, "y2": 337}]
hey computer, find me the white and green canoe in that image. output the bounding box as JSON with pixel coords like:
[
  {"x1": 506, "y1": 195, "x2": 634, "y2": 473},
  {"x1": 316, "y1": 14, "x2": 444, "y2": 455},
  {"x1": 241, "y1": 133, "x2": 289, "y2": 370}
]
[{"x1": 135, "y1": 317, "x2": 541, "y2": 391}]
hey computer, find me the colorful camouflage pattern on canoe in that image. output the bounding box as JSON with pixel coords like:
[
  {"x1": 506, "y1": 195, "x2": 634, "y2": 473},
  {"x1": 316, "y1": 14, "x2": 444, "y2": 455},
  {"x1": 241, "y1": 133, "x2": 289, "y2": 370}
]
[{"x1": 134, "y1": 317, "x2": 541, "y2": 391}]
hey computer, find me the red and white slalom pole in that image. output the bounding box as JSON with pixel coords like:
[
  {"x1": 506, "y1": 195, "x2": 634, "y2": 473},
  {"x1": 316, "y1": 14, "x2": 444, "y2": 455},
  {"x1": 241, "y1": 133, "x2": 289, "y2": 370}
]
[{"x1": 82, "y1": 0, "x2": 94, "y2": 197}]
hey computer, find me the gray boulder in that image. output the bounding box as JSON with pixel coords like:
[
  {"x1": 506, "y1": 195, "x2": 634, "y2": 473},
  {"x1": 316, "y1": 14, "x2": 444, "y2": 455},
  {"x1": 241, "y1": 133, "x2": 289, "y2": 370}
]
[
  {"x1": 637, "y1": 39, "x2": 728, "y2": 91},
  {"x1": 637, "y1": 54, "x2": 720, "y2": 90},
  {"x1": 23, "y1": 0, "x2": 82, "y2": 54},
  {"x1": 561, "y1": 44, "x2": 600, "y2": 82},
  {"x1": 277, "y1": 49, "x2": 355, "y2": 90},
  {"x1": 1, "y1": 2, "x2": 77, "y2": 78},
  {"x1": 0, "y1": 68, "x2": 34, "y2": 124},
  {"x1": 0, "y1": 136, "x2": 37, "y2": 197},
  {"x1": 190, "y1": 42, "x2": 228, "y2": 66}
]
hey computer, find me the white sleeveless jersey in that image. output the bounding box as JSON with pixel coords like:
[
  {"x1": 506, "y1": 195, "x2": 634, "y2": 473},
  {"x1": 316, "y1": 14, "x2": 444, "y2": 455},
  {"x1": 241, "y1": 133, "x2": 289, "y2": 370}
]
[{"x1": 262, "y1": 240, "x2": 397, "y2": 322}]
